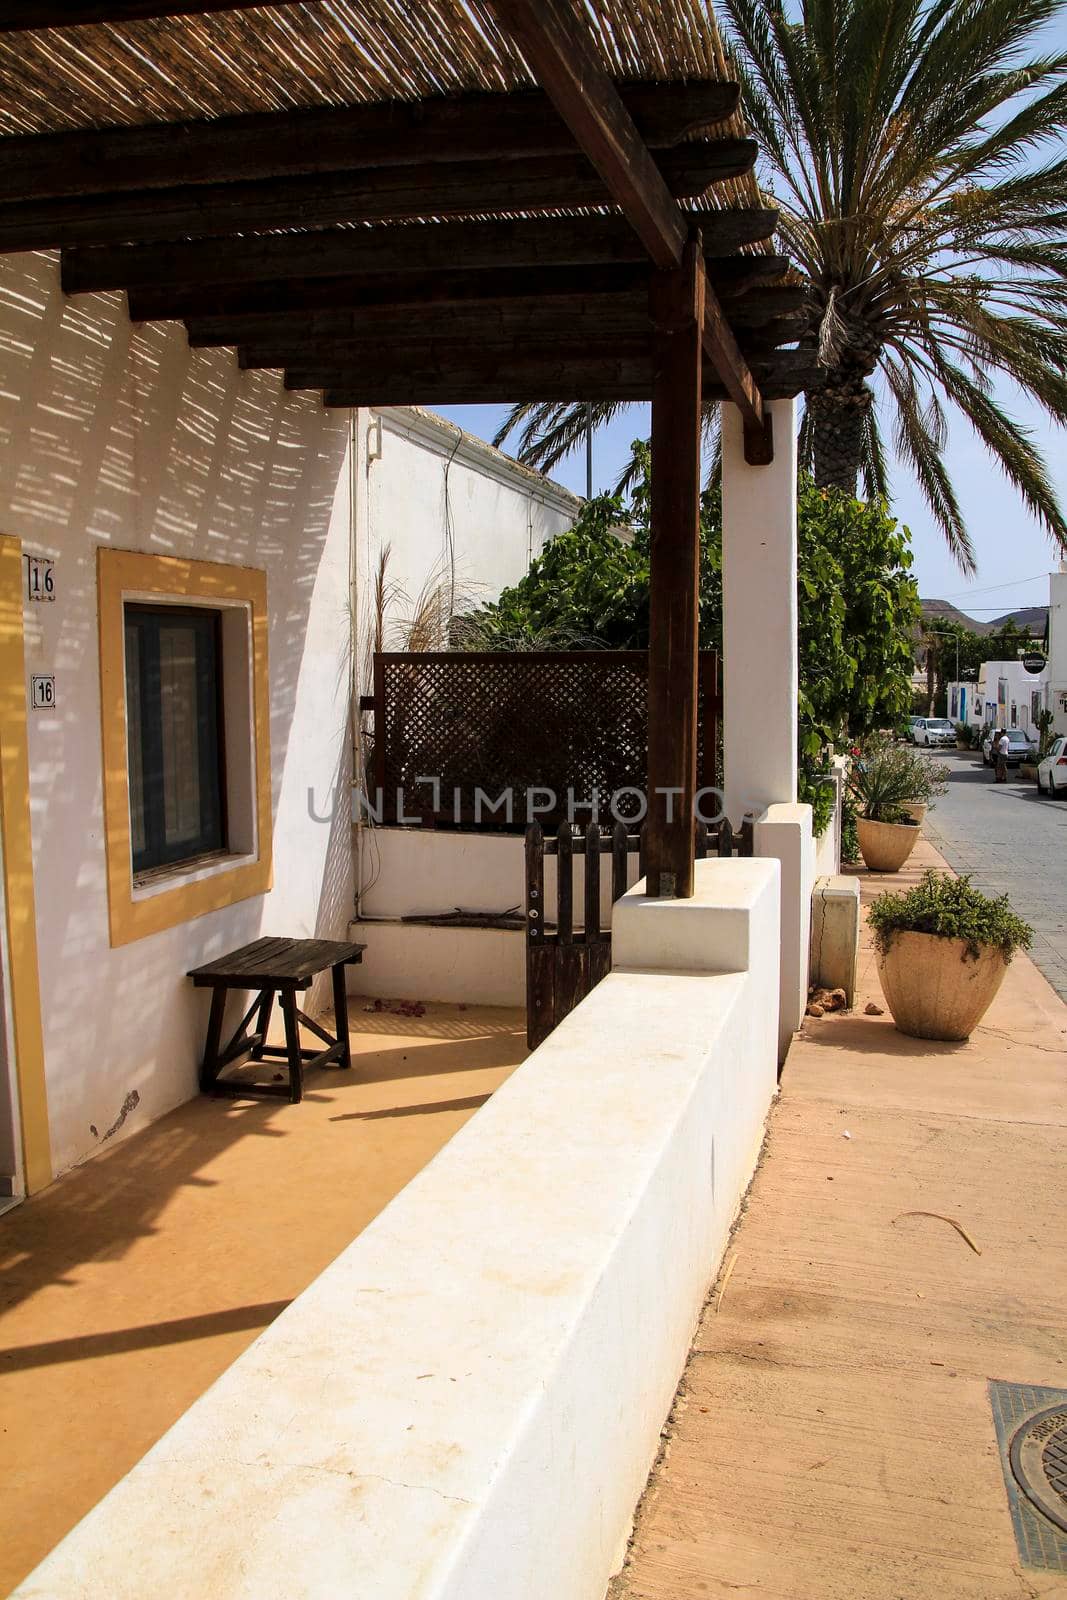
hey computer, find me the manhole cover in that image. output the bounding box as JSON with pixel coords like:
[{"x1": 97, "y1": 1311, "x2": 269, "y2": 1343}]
[{"x1": 1011, "y1": 1406, "x2": 1067, "y2": 1535}]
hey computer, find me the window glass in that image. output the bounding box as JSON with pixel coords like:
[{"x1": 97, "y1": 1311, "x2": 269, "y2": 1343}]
[{"x1": 124, "y1": 606, "x2": 225, "y2": 873}]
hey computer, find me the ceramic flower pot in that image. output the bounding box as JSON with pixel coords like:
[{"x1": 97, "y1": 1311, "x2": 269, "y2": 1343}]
[
  {"x1": 856, "y1": 817, "x2": 919, "y2": 873},
  {"x1": 903, "y1": 802, "x2": 927, "y2": 826},
  {"x1": 875, "y1": 930, "x2": 1009, "y2": 1040}
]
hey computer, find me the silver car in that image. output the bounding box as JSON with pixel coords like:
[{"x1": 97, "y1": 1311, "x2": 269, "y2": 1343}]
[{"x1": 912, "y1": 717, "x2": 956, "y2": 747}]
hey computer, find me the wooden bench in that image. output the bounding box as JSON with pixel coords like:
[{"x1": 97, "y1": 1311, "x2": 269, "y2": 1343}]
[{"x1": 188, "y1": 936, "x2": 366, "y2": 1104}]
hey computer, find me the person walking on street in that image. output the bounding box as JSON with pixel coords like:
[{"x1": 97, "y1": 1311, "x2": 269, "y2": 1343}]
[{"x1": 995, "y1": 729, "x2": 1010, "y2": 783}]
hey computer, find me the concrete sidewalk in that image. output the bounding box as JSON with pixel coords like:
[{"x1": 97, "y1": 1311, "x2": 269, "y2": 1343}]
[{"x1": 612, "y1": 839, "x2": 1067, "y2": 1600}]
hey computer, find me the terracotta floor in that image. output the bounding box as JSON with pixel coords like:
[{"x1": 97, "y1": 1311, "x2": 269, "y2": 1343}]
[
  {"x1": 613, "y1": 839, "x2": 1067, "y2": 1600},
  {"x1": 0, "y1": 1001, "x2": 526, "y2": 1596}
]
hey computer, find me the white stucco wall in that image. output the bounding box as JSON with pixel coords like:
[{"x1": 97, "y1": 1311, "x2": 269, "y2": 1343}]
[
  {"x1": 1049, "y1": 568, "x2": 1067, "y2": 734},
  {"x1": 0, "y1": 250, "x2": 356, "y2": 1180},
  {"x1": 0, "y1": 255, "x2": 575, "y2": 1185},
  {"x1": 968, "y1": 659, "x2": 1050, "y2": 739},
  {"x1": 356, "y1": 405, "x2": 577, "y2": 669}
]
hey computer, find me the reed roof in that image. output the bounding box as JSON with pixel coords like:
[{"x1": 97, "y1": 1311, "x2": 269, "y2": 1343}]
[{"x1": 0, "y1": 0, "x2": 760, "y2": 214}]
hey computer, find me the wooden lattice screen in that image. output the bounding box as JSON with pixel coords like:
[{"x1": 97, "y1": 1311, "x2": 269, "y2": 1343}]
[{"x1": 365, "y1": 650, "x2": 722, "y2": 828}]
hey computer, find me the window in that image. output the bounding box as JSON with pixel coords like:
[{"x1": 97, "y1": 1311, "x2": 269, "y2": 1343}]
[
  {"x1": 98, "y1": 549, "x2": 272, "y2": 948},
  {"x1": 124, "y1": 606, "x2": 225, "y2": 874}
]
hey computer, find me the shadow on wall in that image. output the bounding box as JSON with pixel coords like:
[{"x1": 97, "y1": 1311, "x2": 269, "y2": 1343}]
[{"x1": 0, "y1": 250, "x2": 353, "y2": 1175}]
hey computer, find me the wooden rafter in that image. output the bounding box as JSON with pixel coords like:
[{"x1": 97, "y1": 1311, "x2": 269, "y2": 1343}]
[
  {"x1": 278, "y1": 348, "x2": 817, "y2": 400},
  {"x1": 123, "y1": 257, "x2": 791, "y2": 324},
  {"x1": 61, "y1": 211, "x2": 779, "y2": 296},
  {"x1": 183, "y1": 287, "x2": 807, "y2": 352},
  {"x1": 483, "y1": 0, "x2": 773, "y2": 461},
  {"x1": 0, "y1": 140, "x2": 755, "y2": 254},
  {"x1": 0, "y1": 81, "x2": 740, "y2": 203}
]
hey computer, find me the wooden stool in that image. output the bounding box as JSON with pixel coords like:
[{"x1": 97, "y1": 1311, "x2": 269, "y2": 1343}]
[{"x1": 189, "y1": 936, "x2": 366, "y2": 1104}]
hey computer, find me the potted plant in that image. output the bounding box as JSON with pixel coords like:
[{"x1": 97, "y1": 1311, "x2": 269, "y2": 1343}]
[
  {"x1": 848, "y1": 740, "x2": 948, "y2": 872},
  {"x1": 867, "y1": 871, "x2": 1033, "y2": 1040},
  {"x1": 954, "y1": 721, "x2": 973, "y2": 749}
]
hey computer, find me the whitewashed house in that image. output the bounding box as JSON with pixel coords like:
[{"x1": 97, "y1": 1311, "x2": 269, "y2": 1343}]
[
  {"x1": 948, "y1": 566, "x2": 1065, "y2": 743},
  {"x1": 0, "y1": 247, "x2": 577, "y2": 1201},
  {"x1": 0, "y1": 7, "x2": 831, "y2": 1597}
]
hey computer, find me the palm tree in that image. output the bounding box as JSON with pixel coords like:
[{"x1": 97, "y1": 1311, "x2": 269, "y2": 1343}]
[{"x1": 494, "y1": 0, "x2": 1067, "y2": 571}]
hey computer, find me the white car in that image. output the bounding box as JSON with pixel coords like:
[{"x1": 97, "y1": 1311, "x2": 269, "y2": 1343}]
[
  {"x1": 912, "y1": 717, "x2": 956, "y2": 747},
  {"x1": 1037, "y1": 736, "x2": 1067, "y2": 796}
]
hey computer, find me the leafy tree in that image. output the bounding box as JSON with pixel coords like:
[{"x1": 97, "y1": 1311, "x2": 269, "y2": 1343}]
[
  {"x1": 494, "y1": 0, "x2": 1067, "y2": 571},
  {"x1": 461, "y1": 444, "x2": 920, "y2": 828}
]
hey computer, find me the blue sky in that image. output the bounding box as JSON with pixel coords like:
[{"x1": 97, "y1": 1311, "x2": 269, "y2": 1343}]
[{"x1": 436, "y1": 397, "x2": 1067, "y2": 622}]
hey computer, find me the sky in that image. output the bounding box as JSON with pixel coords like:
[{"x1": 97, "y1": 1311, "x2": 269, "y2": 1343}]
[{"x1": 435, "y1": 395, "x2": 1067, "y2": 626}]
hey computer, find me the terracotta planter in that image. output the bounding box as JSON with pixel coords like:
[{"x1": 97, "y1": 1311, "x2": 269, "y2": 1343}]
[
  {"x1": 876, "y1": 930, "x2": 1009, "y2": 1040},
  {"x1": 856, "y1": 817, "x2": 919, "y2": 873},
  {"x1": 903, "y1": 802, "x2": 927, "y2": 826}
]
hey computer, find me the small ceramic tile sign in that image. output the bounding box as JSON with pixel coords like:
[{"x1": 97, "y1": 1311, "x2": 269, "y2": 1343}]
[
  {"x1": 30, "y1": 674, "x2": 55, "y2": 711},
  {"x1": 24, "y1": 554, "x2": 55, "y2": 602}
]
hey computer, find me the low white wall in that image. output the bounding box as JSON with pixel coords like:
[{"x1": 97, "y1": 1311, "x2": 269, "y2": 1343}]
[
  {"x1": 349, "y1": 919, "x2": 525, "y2": 1005},
  {"x1": 358, "y1": 823, "x2": 641, "y2": 925},
  {"x1": 14, "y1": 858, "x2": 780, "y2": 1600},
  {"x1": 754, "y1": 801, "x2": 814, "y2": 1063}
]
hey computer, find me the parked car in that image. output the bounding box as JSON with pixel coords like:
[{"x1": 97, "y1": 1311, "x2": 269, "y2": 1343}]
[
  {"x1": 1037, "y1": 736, "x2": 1067, "y2": 796},
  {"x1": 981, "y1": 727, "x2": 1032, "y2": 767},
  {"x1": 912, "y1": 717, "x2": 956, "y2": 747}
]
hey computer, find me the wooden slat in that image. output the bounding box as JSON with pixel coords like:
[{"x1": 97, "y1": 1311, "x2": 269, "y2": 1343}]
[
  {"x1": 62, "y1": 211, "x2": 778, "y2": 296},
  {"x1": 556, "y1": 822, "x2": 573, "y2": 947},
  {"x1": 0, "y1": 82, "x2": 741, "y2": 204},
  {"x1": 611, "y1": 823, "x2": 628, "y2": 905},
  {"x1": 644, "y1": 241, "x2": 704, "y2": 899},
  {"x1": 0, "y1": 141, "x2": 755, "y2": 254},
  {"x1": 525, "y1": 822, "x2": 546, "y2": 947},
  {"x1": 584, "y1": 822, "x2": 601, "y2": 945}
]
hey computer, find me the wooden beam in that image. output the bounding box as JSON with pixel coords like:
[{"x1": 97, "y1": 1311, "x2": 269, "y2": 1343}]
[
  {"x1": 0, "y1": 82, "x2": 740, "y2": 204},
  {"x1": 0, "y1": 1, "x2": 285, "y2": 24},
  {"x1": 124, "y1": 256, "x2": 791, "y2": 325},
  {"x1": 280, "y1": 348, "x2": 818, "y2": 400},
  {"x1": 316, "y1": 367, "x2": 814, "y2": 407},
  {"x1": 484, "y1": 0, "x2": 771, "y2": 454},
  {"x1": 645, "y1": 240, "x2": 705, "y2": 898},
  {"x1": 483, "y1": 0, "x2": 689, "y2": 271},
  {"x1": 184, "y1": 284, "x2": 805, "y2": 353},
  {"x1": 62, "y1": 211, "x2": 779, "y2": 296},
  {"x1": 0, "y1": 140, "x2": 755, "y2": 254}
]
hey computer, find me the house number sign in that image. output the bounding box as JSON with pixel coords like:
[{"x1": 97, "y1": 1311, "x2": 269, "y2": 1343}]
[
  {"x1": 25, "y1": 555, "x2": 55, "y2": 601},
  {"x1": 30, "y1": 675, "x2": 55, "y2": 711}
]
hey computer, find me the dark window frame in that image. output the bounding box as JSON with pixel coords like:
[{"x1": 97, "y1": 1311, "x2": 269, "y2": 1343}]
[{"x1": 124, "y1": 603, "x2": 227, "y2": 875}]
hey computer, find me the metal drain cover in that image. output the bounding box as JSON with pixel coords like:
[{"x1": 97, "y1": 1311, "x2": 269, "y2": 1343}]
[{"x1": 1011, "y1": 1406, "x2": 1067, "y2": 1535}]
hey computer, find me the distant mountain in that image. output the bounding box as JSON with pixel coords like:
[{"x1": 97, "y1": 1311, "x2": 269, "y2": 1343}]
[{"x1": 920, "y1": 599, "x2": 1048, "y2": 637}]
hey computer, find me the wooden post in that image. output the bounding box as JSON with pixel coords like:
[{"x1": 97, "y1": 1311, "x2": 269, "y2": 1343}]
[{"x1": 645, "y1": 238, "x2": 705, "y2": 898}]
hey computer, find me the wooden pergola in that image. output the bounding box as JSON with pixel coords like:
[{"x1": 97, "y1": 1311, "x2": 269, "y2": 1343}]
[{"x1": 0, "y1": 0, "x2": 820, "y2": 898}]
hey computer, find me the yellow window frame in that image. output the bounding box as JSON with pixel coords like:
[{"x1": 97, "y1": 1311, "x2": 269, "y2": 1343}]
[{"x1": 98, "y1": 549, "x2": 273, "y2": 948}]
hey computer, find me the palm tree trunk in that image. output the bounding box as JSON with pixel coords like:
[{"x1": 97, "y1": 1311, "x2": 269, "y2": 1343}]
[{"x1": 806, "y1": 376, "x2": 873, "y2": 493}]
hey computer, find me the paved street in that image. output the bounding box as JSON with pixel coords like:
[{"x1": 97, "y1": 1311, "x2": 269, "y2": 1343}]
[{"x1": 922, "y1": 748, "x2": 1067, "y2": 1002}]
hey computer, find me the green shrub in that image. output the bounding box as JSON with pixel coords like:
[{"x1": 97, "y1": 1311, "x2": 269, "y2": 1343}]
[
  {"x1": 848, "y1": 738, "x2": 948, "y2": 823},
  {"x1": 867, "y1": 871, "x2": 1033, "y2": 961},
  {"x1": 953, "y1": 721, "x2": 974, "y2": 748}
]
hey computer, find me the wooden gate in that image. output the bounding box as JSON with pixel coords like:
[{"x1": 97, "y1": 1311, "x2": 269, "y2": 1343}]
[{"x1": 524, "y1": 817, "x2": 753, "y2": 1049}]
